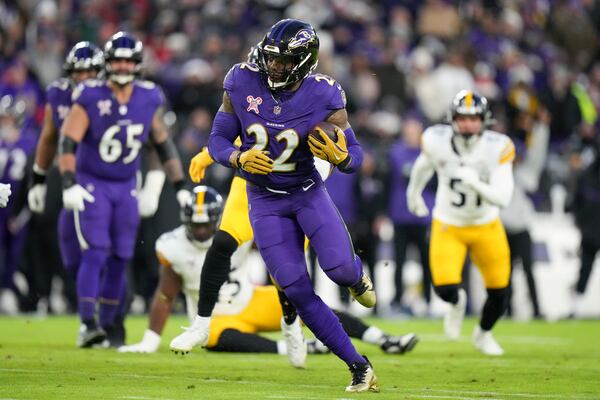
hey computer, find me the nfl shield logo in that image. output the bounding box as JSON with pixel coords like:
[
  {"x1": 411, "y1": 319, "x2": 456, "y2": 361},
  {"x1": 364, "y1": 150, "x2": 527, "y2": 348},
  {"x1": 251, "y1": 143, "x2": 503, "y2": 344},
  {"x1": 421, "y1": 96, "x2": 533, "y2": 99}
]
[{"x1": 273, "y1": 105, "x2": 281, "y2": 115}]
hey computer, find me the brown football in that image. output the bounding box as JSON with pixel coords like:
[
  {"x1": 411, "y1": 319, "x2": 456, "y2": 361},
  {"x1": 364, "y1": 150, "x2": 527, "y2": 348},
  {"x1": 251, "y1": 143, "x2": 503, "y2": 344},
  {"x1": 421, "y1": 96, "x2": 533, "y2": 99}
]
[{"x1": 309, "y1": 121, "x2": 341, "y2": 144}]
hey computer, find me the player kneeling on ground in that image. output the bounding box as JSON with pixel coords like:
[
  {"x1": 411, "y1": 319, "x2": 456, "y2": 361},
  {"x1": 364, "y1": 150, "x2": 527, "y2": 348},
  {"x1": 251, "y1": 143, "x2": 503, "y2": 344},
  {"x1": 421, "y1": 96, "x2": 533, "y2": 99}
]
[{"x1": 119, "y1": 185, "x2": 418, "y2": 359}]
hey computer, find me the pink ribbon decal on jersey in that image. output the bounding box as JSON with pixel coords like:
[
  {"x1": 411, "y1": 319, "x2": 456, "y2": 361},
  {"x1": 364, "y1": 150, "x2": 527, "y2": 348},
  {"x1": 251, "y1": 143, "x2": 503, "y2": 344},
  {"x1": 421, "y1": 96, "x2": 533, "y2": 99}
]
[{"x1": 246, "y1": 95, "x2": 263, "y2": 114}]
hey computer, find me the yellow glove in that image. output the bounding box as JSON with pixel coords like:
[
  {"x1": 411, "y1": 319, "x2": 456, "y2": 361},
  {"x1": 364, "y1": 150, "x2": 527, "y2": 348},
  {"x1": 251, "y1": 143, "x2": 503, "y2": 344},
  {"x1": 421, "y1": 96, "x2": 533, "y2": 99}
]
[
  {"x1": 188, "y1": 147, "x2": 214, "y2": 183},
  {"x1": 235, "y1": 149, "x2": 273, "y2": 175},
  {"x1": 308, "y1": 128, "x2": 348, "y2": 166}
]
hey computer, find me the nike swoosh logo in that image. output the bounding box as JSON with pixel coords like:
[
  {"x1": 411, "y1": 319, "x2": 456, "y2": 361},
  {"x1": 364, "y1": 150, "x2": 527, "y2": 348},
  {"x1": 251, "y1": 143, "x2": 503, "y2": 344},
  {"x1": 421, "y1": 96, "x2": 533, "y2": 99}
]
[{"x1": 302, "y1": 181, "x2": 315, "y2": 191}]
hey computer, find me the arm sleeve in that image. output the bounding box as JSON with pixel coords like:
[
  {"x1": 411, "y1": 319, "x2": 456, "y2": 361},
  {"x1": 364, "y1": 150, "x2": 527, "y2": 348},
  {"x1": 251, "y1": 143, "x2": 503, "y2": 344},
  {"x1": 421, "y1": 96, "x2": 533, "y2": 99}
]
[
  {"x1": 406, "y1": 152, "x2": 435, "y2": 198},
  {"x1": 338, "y1": 126, "x2": 363, "y2": 173},
  {"x1": 469, "y1": 162, "x2": 514, "y2": 208},
  {"x1": 207, "y1": 110, "x2": 241, "y2": 166}
]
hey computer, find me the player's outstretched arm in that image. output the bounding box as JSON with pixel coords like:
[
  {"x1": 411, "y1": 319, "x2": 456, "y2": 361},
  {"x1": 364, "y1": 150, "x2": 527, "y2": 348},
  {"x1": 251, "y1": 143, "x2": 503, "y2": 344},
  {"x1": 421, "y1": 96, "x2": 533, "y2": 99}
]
[
  {"x1": 456, "y1": 162, "x2": 514, "y2": 208},
  {"x1": 119, "y1": 258, "x2": 182, "y2": 353},
  {"x1": 406, "y1": 153, "x2": 434, "y2": 217},
  {"x1": 28, "y1": 104, "x2": 57, "y2": 213},
  {"x1": 58, "y1": 104, "x2": 95, "y2": 211},
  {"x1": 189, "y1": 146, "x2": 214, "y2": 183}
]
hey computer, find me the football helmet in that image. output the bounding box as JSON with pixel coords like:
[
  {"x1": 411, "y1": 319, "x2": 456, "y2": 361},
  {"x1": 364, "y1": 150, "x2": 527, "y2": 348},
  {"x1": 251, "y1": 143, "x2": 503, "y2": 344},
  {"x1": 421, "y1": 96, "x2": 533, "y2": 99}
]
[
  {"x1": 63, "y1": 42, "x2": 104, "y2": 75},
  {"x1": 256, "y1": 19, "x2": 319, "y2": 89},
  {"x1": 448, "y1": 90, "x2": 493, "y2": 143},
  {"x1": 180, "y1": 185, "x2": 223, "y2": 243},
  {"x1": 103, "y1": 32, "x2": 143, "y2": 86},
  {"x1": 0, "y1": 95, "x2": 26, "y2": 123}
]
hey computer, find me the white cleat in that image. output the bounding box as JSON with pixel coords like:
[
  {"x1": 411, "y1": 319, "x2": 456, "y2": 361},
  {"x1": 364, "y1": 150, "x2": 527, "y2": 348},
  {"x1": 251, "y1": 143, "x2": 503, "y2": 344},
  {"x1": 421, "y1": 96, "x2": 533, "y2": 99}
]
[
  {"x1": 472, "y1": 325, "x2": 504, "y2": 356},
  {"x1": 444, "y1": 288, "x2": 467, "y2": 341},
  {"x1": 169, "y1": 315, "x2": 210, "y2": 354},
  {"x1": 281, "y1": 317, "x2": 307, "y2": 368},
  {"x1": 118, "y1": 329, "x2": 161, "y2": 353}
]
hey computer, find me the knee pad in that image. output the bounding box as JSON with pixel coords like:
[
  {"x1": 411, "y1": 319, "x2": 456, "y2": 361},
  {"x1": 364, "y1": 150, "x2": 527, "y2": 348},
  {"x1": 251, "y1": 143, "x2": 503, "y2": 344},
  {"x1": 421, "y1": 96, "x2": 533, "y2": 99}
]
[{"x1": 434, "y1": 284, "x2": 460, "y2": 304}]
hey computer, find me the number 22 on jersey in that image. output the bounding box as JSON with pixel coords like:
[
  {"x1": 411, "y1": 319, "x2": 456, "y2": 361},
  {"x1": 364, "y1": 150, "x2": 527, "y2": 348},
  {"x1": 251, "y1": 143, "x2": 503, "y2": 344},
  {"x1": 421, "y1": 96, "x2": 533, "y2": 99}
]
[{"x1": 246, "y1": 123, "x2": 299, "y2": 172}]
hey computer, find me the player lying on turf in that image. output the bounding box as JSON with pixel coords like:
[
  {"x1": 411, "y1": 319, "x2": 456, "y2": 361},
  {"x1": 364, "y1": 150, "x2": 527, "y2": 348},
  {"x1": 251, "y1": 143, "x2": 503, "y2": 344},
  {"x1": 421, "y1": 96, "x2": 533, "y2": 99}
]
[{"x1": 119, "y1": 185, "x2": 418, "y2": 359}]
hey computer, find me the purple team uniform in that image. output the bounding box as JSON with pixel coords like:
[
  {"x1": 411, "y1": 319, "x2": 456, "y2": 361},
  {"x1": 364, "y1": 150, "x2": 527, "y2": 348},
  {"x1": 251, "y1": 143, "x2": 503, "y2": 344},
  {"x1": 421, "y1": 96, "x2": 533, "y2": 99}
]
[
  {"x1": 209, "y1": 63, "x2": 367, "y2": 366},
  {"x1": 0, "y1": 128, "x2": 36, "y2": 289},
  {"x1": 46, "y1": 78, "x2": 81, "y2": 274},
  {"x1": 71, "y1": 79, "x2": 163, "y2": 323}
]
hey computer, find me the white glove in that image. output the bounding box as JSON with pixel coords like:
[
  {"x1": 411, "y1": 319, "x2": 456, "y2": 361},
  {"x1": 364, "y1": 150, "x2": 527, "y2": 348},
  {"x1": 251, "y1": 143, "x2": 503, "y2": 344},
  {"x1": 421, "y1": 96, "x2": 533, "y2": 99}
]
[
  {"x1": 454, "y1": 166, "x2": 480, "y2": 188},
  {"x1": 0, "y1": 183, "x2": 11, "y2": 208},
  {"x1": 28, "y1": 183, "x2": 47, "y2": 213},
  {"x1": 176, "y1": 188, "x2": 193, "y2": 208},
  {"x1": 118, "y1": 329, "x2": 161, "y2": 353},
  {"x1": 62, "y1": 184, "x2": 95, "y2": 211},
  {"x1": 137, "y1": 170, "x2": 166, "y2": 218},
  {"x1": 407, "y1": 190, "x2": 429, "y2": 217}
]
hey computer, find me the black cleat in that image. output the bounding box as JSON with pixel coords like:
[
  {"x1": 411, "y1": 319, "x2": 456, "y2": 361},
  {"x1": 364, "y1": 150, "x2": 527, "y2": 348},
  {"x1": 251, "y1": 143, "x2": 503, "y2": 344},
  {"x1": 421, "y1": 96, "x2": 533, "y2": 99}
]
[
  {"x1": 379, "y1": 333, "x2": 419, "y2": 354},
  {"x1": 345, "y1": 355, "x2": 379, "y2": 393},
  {"x1": 77, "y1": 324, "x2": 107, "y2": 348}
]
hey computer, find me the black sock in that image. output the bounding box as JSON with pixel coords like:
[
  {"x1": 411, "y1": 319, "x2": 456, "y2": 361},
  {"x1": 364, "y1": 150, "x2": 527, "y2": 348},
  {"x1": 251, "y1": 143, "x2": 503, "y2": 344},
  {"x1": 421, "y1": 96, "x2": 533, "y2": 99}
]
[
  {"x1": 277, "y1": 289, "x2": 298, "y2": 325},
  {"x1": 83, "y1": 319, "x2": 97, "y2": 330},
  {"x1": 480, "y1": 287, "x2": 509, "y2": 330},
  {"x1": 198, "y1": 231, "x2": 238, "y2": 316},
  {"x1": 334, "y1": 309, "x2": 368, "y2": 339},
  {"x1": 208, "y1": 329, "x2": 278, "y2": 353}
]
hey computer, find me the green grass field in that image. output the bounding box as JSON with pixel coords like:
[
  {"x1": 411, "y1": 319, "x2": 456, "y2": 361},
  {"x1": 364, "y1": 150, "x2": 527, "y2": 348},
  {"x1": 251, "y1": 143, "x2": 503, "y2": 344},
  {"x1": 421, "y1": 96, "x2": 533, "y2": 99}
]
[{"x1": 1, "y1": 315, "x2": 599, "y2": 399}]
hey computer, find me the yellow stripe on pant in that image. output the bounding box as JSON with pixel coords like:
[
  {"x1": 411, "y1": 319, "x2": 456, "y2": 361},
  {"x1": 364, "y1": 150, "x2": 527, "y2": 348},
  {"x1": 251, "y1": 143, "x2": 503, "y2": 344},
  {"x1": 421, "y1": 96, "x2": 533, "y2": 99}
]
[{"x1": 429, "y1": 218, "x2": 510, "y2": 289}]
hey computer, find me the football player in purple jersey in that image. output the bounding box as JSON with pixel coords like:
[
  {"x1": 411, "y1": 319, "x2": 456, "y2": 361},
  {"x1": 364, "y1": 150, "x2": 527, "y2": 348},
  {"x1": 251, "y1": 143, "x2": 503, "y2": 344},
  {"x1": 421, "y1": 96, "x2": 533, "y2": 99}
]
[
  {"x1": 170, "y1": 19, "x2": 378, "y2": 392},
  {"x1": 0, "y1": 95, "x2": 30, "y2": 302},
  {"x1": 28, "y1": 42, "x2": 104, "y2": 277},
  {"x1": 57, "y1": 32, "x2": 187, "y2": 348}
]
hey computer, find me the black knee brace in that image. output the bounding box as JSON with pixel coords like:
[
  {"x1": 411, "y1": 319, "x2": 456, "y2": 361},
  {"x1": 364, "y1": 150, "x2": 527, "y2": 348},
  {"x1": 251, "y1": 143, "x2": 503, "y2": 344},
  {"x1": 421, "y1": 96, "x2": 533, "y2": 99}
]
[{"x1": 434, "y1": 284, "x2": 460, "y2": 304}]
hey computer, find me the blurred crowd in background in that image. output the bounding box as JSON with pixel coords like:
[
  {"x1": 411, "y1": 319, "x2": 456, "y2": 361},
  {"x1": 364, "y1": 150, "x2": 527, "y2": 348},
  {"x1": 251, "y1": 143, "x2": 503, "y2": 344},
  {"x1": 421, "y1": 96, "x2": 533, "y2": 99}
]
[{"x1": 1, "y1": 0, "x2": 599, "y2": 318}]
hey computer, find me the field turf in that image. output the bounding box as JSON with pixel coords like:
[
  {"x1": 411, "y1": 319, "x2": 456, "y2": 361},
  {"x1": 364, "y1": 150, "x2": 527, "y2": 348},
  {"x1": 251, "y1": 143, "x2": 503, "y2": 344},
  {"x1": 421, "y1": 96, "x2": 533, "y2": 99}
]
[{"x1": 1, "y1": 316, "x2": 599, "y2": 399}]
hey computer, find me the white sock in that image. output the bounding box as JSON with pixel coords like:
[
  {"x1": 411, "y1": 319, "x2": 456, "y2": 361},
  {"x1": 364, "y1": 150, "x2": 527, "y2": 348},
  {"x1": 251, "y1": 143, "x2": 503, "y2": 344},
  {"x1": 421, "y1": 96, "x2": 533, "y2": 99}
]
[
  {"x1": 362, "y1": 326, "x2": 385, "y2": 344},
  {"x1": 192, "y1": 315, "x2": 211, "y2": 327},
  {"x1": 276, "y1": 340, "x2": 287, "y2": 355}
]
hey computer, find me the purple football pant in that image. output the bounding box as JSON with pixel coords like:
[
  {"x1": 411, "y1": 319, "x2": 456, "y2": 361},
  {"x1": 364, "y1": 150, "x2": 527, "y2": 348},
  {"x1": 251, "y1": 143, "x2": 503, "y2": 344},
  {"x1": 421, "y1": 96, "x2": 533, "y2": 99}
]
[
  {"x1": 75, "y1": 174, "x2": 139, "y2": 322},
  {"x1": 0, "y1": 210, "x2": 28, "y2": 289},
  {"x1": 247, "y1": 180, "x2": 366, "y2": 366},
  {"x1": 58, "y1": 209, "x2": 81, "y2": 278}
]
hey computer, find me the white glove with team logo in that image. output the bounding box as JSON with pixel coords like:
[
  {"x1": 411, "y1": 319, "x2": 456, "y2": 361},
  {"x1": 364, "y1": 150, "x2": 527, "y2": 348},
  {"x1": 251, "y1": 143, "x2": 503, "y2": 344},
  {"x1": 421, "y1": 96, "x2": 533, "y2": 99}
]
[
  {"x1": 28, "y1": 184, "x2": 47, "y2": 213},
  {"x1": 407, "y1": 191, "x2": 429, "y2": 217},
  {"x1": 0, "y1": 183, "x2": 11, "y2": 208},
  {"x1": 62, "y1": 184, "x2": 95, "y2": 211},
  {"x1": 137, "y1": 170, "x2": 166, "y2": 218},
  {"x1": 118, "y1": 329, "x2": 161, "y2": 353}
]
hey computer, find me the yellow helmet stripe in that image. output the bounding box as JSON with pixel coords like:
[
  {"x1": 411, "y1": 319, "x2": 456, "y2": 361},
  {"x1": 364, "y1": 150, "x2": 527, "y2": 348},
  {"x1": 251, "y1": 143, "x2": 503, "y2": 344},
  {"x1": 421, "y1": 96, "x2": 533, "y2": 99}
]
[
  {"x1": 196, "y1": 187, "x2": 206, "y2": 216},
  {"x1": 464, "y1": 91, "x2": 473, "y2": 107}
]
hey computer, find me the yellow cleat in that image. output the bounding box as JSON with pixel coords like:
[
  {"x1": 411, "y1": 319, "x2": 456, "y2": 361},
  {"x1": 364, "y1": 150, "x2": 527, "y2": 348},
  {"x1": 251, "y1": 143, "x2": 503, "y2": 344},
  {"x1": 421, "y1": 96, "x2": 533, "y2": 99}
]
[{"x1": 348, "y1": 273, "x2": 376, "y2": 308}]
